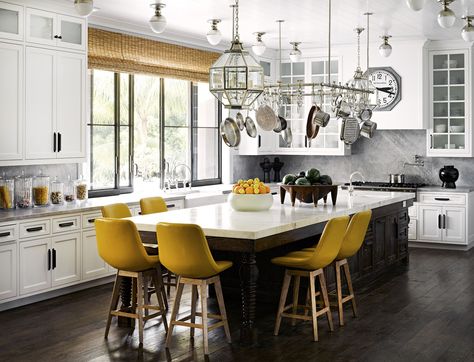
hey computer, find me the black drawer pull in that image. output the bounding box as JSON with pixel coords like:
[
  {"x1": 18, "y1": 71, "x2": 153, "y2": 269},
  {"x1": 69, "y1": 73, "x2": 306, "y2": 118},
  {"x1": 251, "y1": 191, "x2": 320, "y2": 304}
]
[
  {"x1": 48, "y1": 249, "x2": 51, "y2": 271},
  {"x1": 26, "y1": 226, "x2": 43, "y2": 233},
  {"x1": 59, "y1": 222, "x2": 74, "y2": 228},
  {"x1": 138, "y1": 211, "x2": 142, "y2": 215},
  {"x1": 88, "y1": 218, "x2": 96, "y2": 223},
  {"x1": 434, "y1": 197, "x2": 450, "y2": 201},
  {"x1": 271, "y1": 192, "x2": 277, "y2": 195},
  {"x1": 0, "y1": 232, "x2": 10, "y2": 238},
  {"x1": 52, "y1": 248, "x2": 57, "y2": 269},
  {"x1": 438, "y1": 214, "x2": 442, "y2": 229},
  {"x1": 167, "y1": 204, "x2": 176, "y2": 208}
]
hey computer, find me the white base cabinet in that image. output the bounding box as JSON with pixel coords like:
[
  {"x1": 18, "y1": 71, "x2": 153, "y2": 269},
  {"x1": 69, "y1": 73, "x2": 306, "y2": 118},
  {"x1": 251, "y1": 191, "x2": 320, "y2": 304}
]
[
  {"x1": 52, "y1": 232, "x2": 81, "y2": 287},
  {"x1": 0, "y1": 243, "x2": 17, "y2": 301},
  {"x1": 82, "y1": 230, "x2": 109, "y2": 280},
  {"x1": 19, "y1": 238, "x2": 51, "y2": 295}
]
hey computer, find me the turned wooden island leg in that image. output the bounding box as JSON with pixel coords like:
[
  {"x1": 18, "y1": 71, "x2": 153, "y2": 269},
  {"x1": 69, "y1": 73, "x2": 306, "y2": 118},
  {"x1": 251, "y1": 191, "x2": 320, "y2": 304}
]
[{"x1": 239, "y1": 251, "x2": 259, "y2": 346}]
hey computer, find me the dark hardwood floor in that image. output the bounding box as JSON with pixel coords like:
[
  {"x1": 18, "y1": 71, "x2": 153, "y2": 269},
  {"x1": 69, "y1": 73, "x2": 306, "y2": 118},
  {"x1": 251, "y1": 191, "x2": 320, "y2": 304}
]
[{"x1": 0, "y1": 248, "x2": 473, "y2": 362}]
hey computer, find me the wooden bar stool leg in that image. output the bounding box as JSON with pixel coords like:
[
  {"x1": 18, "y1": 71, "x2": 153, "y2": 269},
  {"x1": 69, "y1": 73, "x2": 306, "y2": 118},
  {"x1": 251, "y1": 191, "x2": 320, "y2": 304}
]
[
  {"x1": 166, "y1": 279, "x2": 184, "y2": 349},
  {"x1": 200, "y1": 282, "x2": 209, "y2": 355},
  {"x1": 137, "y1": 273, "x2": 145, "y2": 346},
  {"x1": 291, "y1": 276, "x2": 301, "y2": 326},
  {"x1": 319, "y1": 272, "x2": 334, "y2": 332},
  {"x1": 343, "y1": 261, "x2": 358, "y2": 317},
  {"x1": 152, "y1": 270, "x2": 168, "y2": 332},
  {"x1": 335, "y1": 261, "x2": 344, "y2": 326},
  {"x1": 304, "y1": 287, "x2": 310, "y2": 317},
  {"x1": 215, "y1": 277, "x2": 232, "y2": 343},
  {"x1": 274, "y1": 271, "x2": 291, "y2": 336},
  {"x1": 143, "y1": 275, "x2": 149, "y2": 318},
  {"x1": 156, "y1": 266, "x2": 168, "y2": 311},
  {"x1": 309, "y1": 271, "x2": 318, "y2": 342},
  {"x1": 190, "y1": 285, "x2": 198, "y2": 338},
  {"x1": 105, "y1": 272, "x2": 122, "y2": 339},
  {"x1": 131, "y1": 278, "x2": 137, "y2": 317}
]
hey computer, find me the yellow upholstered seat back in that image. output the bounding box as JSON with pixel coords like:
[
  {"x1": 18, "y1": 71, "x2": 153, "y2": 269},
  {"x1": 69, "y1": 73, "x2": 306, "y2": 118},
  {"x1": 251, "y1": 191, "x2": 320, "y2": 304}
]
[
  {"x1": 101, "y1": 203, "x2": 132, "y2": 218},
  {"x1": 337, "y1": 210, "x2": 372, "y2": 260},
  {"x1": 140, "y1": 197, "x2": 168, "y2": 215}
]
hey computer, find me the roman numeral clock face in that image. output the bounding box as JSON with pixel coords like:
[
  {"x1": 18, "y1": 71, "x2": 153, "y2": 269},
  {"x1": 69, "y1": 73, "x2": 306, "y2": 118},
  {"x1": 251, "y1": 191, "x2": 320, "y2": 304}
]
[{"x1": 368, "y1": 67, "x2": 401, "y2": 111}]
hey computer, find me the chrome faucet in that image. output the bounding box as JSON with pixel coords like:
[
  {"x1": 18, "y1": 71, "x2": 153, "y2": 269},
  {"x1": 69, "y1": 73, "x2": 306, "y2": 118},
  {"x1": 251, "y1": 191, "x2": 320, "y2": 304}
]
[
  {"x1": 171, "y1": 164, "x2": 192, "y2": 190},
  {"x1": 348, "y1": 171, "x2": 365, "y2": 197},
  {"x1": 403, "y1": 154, "x2": 425, "y2": 168}
]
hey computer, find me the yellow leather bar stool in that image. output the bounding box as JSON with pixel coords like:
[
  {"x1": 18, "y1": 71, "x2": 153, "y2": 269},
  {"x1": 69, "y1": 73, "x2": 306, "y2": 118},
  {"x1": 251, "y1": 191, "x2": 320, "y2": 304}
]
[
  {"x1": 101, "y1": 203, "x2": 168, "y2": 310},
  {"x1": 333, "y1": 209, "x2": 372, "y2": 326},
  {"x1": 95, "y1": 218, "x2": 168, "y2": 347},
  {"x1": 140, "y1": 197, "x2": 177, "y2": 296},
  {"x1": 272, "y1": 216, "x2": 349, "y2": 342},
  {"x1": 156, "y1": 222, "x2": 232, "y2": 356}
]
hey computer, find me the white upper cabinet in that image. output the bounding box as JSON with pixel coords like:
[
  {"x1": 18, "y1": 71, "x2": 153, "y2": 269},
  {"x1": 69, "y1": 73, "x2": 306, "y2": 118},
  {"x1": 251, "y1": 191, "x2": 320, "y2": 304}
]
[
  {"x1": 0, "y1": 1, "x2": 23, "y2": 41},
  {"x1": 26, "y1": 8, "x2": 86, "y2": 51},
  {"x1": 0, "y1": 42, "x2": 23, "y2": 161}
]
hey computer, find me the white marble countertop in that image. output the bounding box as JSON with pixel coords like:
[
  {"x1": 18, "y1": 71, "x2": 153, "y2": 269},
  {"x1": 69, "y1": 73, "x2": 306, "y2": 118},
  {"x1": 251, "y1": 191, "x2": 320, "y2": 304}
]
[
  {"x1": 128, "y1": 190, "x2": 415, "y2": 240},
  {"x1": 418, "y1": 186, "x2": 474, "y2": 193}
]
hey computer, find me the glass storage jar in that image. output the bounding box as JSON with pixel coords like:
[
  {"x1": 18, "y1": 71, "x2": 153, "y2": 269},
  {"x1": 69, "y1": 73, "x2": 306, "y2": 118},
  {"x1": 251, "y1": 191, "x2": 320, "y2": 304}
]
[
  {"x1": 33, "y1": 171, "x2": 50, "y2": 207},
  {"x1": 75, "y1": 175, "x2": 88, "y2": 201},
  {"x1": 50, "y1": 177, "x2": 64, "y2": 205},
  {"x1": 15, "y1": 172, "x2": 32, "y2": 208},
  {"x1": 0, "y1": 175, "x2": 15, "y2": 210},
  {"x1": 64, "y1": 175, "x2": 76, "y2": 203}
]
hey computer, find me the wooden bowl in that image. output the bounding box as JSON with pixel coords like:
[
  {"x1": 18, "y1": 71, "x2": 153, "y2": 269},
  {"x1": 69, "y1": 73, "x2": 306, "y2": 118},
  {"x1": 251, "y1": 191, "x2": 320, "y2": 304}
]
[
  {"x1": 228, "y1": 193, "x2": 274, "y2": 211},
  {"x1": 279, "y1": 184, "x2": 338, "y2": 207}
]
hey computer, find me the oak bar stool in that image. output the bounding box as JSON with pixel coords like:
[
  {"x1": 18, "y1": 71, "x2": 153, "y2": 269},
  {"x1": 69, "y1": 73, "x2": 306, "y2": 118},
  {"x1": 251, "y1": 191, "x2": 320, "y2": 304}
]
[
  {"x1": 139, "y1": 197, "x2": 178, "y2": 295},
  {"x1": 100, "y1": 203, "x2": 168, "y2": 310},
  {"x1": 272, "y1": 216, "x2": 350, "y2": 341},
  {"x1": 95, "y1": 218, "x2": 168, "y2": 346},
  {"x1": 156, "y1": 222, "x2": 232, "y2": 356}
]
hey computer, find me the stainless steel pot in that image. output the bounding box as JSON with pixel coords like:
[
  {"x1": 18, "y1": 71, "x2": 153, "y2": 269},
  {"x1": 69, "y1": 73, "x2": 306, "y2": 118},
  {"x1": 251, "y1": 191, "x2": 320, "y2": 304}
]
[
  {"x1": 220, "y1": 117, "x2": 241, "y2": 147},
  {"x1": 360, "y1": 120, "x2": 377, "y2": 139},
  {"x1": 389, "y1": 174, "x2": 405, "y2": 184},
  {"x1": 340, "y1": 117, "x2": 360, "y2": 145},
  {"x1": 244, "y1": 116, "x2": 257, "y2": 138}
]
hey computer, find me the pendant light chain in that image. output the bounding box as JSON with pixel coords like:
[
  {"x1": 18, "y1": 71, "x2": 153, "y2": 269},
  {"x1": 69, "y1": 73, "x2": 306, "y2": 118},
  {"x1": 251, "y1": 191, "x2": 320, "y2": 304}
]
[
  {"x1": 328, "y1": 0, "x2": 331, "y2": 84},
  {"x1": 234, "y1": 0, "x2": 240, "y2": 41}
]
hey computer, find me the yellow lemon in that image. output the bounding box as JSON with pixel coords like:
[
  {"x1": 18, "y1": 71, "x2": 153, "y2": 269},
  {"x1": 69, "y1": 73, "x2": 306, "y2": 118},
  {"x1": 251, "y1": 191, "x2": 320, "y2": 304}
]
[{"x1": 254, "y1": 177, "x2": 260, "y2": 183}]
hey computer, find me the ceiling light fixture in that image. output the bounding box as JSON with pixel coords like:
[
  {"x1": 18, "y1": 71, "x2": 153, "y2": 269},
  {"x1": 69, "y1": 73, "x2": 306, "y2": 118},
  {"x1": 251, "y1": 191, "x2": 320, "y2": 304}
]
[
  {"x1": 209, "y1": 0, "x2": 264, "y2": 109},
  {"x1": 437, "y1": 0, "x2": 456, "y2": 29},
  {"x1": 252, "y1": 32, "x2": 266, "y2": 56},
  {"x1": 405, "y1": 0, "x2": 426, "y2": 11},
  {"x1": 289, "y1": 42, "x2": 302, "y2": 62},
  {"x1": 379, "y1": 35, "x2": 393, "y2": 57},
  {"x1": 149, "y1": 3, "x2": 167, "y2": 34},
  {"x1": 74, "y1": 0, "x2": 94, "y2": 17},
  {"x1": 461, "y1": 16, "x2": 474, "y2": 41},
  {"x1": 206, "y1": 19, "x2": 222, "y2": 46}
]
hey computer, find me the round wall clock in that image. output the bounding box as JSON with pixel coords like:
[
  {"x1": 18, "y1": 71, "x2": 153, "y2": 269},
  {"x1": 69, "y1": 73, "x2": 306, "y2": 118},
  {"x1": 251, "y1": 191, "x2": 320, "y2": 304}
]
[{"x1": 365, "y1": 66, "x2": 402, "y2": 111}]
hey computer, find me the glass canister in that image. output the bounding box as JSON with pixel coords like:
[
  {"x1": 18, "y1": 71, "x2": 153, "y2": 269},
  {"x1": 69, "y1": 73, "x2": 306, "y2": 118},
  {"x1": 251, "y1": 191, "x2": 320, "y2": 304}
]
[
  {"x1": 50, "y1": 177, "x2": 64, "y2": 205},
  {"x1": 32, "y1": 171, "x2": 50, "y2": 207},
  {"x1": 64, "y1": 175, "x2": 76, "y2": 203},
  {"x1": 15, "y1": 172, "x2": 32, "y2": 208},
  {"x1": 0, "y1": 175, "x2": 15, "y2": 210},
  {"x1": 75, "y1": 175, "x2": 88, "y2": 201}
]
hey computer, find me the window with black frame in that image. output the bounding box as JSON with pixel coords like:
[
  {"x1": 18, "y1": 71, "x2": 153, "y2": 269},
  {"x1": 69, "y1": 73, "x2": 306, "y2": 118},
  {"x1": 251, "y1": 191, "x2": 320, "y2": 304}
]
[{"x1": 89, "y1": 70, "x2": 221, "y2": 197}]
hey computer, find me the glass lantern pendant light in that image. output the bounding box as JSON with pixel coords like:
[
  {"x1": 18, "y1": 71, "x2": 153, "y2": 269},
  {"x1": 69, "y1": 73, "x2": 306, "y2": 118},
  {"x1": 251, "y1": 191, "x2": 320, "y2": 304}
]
[
  {"x1": 252, "y1": 32, "x2": 266, "y2": 56},
  {"x1": 437, "y1": 0, "x2": 456, "y2": 29},
  {"x1": 207, "y1": 19, "x2": 222, "y2": 46},
  {"x1": 209, "y1": 0, "x2": 264, "y2": 110},
  {"x1": 149, "y1": 3, "x2": 167, "y2": 34},
  {"x1": 379, "y1": 35, "x2": 392, "y2": 57},
  {"x1": 461, "y1": 16, "x2": 474, "y2": 42},
  {"x1": 405, "y1": 0, "x2": 426, "y2": 11},
  {"x1": 74, "y1": 0, "x2": 94, "y2": 17},
  {"x1": 289, "y1": 42, "x2": 302, "y2": 62}
]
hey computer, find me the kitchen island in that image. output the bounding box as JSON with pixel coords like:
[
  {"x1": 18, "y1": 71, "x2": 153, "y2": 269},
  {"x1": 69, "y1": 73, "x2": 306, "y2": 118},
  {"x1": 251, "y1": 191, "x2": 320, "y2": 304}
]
[{"x1": 128, "y1": 189, "x2": 415, "y2": 345}]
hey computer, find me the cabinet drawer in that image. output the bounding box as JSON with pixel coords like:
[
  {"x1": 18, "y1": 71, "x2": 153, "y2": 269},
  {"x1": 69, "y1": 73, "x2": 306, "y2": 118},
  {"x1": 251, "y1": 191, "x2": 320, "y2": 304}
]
[
  {"x1": 52, "y1": 215, "x2": 81, "y2": 234},
  {"x1": 82, "y1": 212, "x2": 102, "y2": 230},
  {"x1": 0, "y1": 223, "x2": 18, "y2": 243},
  {"x1": 165, "y1": 199, "x2": 185, "y2": 210},
  {"x1": 418, "y1": 193, "x2": 466, "y2": 205},
  {"x1": 408, "y1": 220, "x2": 417, "y2": 240},
  {"x1": 19, "y1": 219, "x2": 51, "y2": 239}
]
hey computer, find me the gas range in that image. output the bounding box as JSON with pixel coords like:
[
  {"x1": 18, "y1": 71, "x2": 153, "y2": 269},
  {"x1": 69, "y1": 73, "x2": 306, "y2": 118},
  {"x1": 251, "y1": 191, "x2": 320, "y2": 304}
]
[{"x1": 342, "y1": 181, "x2": 426, "y2": 193}]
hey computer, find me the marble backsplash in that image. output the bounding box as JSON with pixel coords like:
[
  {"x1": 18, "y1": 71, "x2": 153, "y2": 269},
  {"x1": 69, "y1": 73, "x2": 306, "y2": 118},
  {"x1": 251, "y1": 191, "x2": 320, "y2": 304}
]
[
  {"x1": 0, "y1": 164, "x2": 79, "y2": 181},
  {"x1": 233, "y1": 130, "x2": 474, "y2": 187}
]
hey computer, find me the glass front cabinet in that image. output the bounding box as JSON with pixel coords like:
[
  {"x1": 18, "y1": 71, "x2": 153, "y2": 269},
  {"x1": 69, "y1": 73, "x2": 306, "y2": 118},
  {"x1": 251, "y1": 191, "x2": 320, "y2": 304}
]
[
  {"x1": 0, "y1": 1, "x2": 24, "y2": 41},
  {"x1": 427, "y1": 49, "x2": 472, "y2": 157}
]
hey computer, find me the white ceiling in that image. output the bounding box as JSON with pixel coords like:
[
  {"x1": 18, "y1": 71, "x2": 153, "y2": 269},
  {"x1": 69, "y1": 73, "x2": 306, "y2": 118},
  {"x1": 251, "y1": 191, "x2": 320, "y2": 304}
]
[{"x1": 58, "y1": 0, "x2": 474, "y2": 51}]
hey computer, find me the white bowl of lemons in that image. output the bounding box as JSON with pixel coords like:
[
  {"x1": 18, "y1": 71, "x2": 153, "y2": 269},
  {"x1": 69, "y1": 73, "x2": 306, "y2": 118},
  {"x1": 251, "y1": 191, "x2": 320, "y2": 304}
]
[{"x1": 228, "y1": 178, "x2": 274, "y2": 211}]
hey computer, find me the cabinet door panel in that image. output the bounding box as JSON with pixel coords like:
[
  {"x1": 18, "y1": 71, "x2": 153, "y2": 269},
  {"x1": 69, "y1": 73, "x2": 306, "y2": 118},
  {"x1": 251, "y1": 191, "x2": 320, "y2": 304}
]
[
  {"x1": 56, "y1": 52, "x2": 85, "y2": 158},
  {"x1": 19, "y1": 238, "x2": 51, "y2": 295},
  {"x1": 0, "y1": 2, "x2": 24, "y2": 41},
  {"x1": 443, "y1": 207, "x2": 466, "y2": 244},
  {"x1": 0, "y1": 243, "x2": 17, "y2": 301},
  {"x1": 26, "y1": 8, "x2": 56, "y2": 46},
  {"x1": 418, "y1": 205, "x2": 443, "y2": 241},
  {"x1": 52, "y1": 232, "x2": 81, "y2": 287},
  {"x1": 0, "y1": 42, "x2": 23, "y2": 160},
  {"x1": 25, "y1": 47, "x2": 56, "y2": 159},
  {"x1": 57, "y1": 15, "x2": 86, "y2": 51},
  {"x1": 82, "y1": 230, "x2": 108, "y2": 280}
]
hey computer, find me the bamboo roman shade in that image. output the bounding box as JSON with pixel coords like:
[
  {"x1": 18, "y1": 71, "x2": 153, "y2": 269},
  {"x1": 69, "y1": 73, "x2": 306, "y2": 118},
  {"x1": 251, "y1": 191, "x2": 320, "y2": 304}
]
[{"x1": 88, "y1": 28, "x2": 221, "y2": 82}]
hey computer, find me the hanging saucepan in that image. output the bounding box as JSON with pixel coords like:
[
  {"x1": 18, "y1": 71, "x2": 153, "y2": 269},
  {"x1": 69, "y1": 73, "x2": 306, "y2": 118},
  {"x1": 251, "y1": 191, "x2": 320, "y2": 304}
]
[
  {"x1": 235, "y1": 112, "x2": 245, "y2": 131},
  {"x1": 360, "y1": 120, "x2": 377, "y2": 139},
  {"x1": 312, "y1": 107, "x2": 331, "y2": 127},
  {"x1": 340, "y1": 117, "x2": 360, "y2": 145},
  {"x1": 335, "y1": 100, "x2": 351, "y2": 119},
  {"x1": 273, "y1": 116, "x2": 288, "y2": 133},
  {"x1": 306, "y1": 105, "x2": 320, "y2": 139},
  {"x1": 357, "y1": 107, "x2": 373, "y2": 123},
  {"x1": 244, "y1": 115, "x2": 257, "y2": 138},
  {"x1": 281, "y1": 127, "x2": 292, "y2": 146},
  {"x1": 220, "y1": 117, "x2": 241, "y2": 147},
  {"x1": 256, "y1": 104, "x2": 278, "y2": 131}
]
